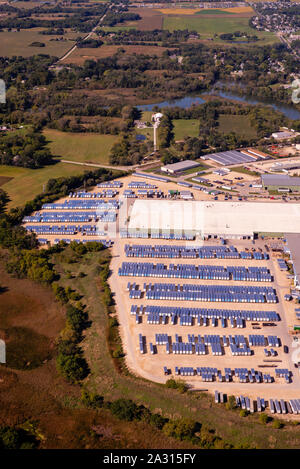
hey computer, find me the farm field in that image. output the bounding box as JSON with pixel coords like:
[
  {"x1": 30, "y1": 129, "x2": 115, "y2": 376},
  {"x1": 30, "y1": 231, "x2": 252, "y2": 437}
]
[
  {"x1": 127, "y1": 7, "x2": 164, "y2": 30},
  {"x1": 0, "y1": 28, "x2": 78, "y2": 59},
  {"x1": 0, "y1": 163, "x2": 90, "y2": 208},
  {"x1": 64, "y1": 44, "x2": 170, "y2": 64},
  {"x1": 163, "y1": 16, "x2": 278, "y2": 44},
  {"x1": 156, "y1": 6, "x2": 254, "y2": 15},
  {"x1": 43, "y1": 129, "x2": 118, "y2": 165},
  {"x1": 218, "y1": 114, "x2": 258, "y2": 138},
  {"x1": 173, "y1": 119, "x2": 199, "y2": 140},
  {"x1": 10, "y1": 1, "x2": 43, "y2": 8}
]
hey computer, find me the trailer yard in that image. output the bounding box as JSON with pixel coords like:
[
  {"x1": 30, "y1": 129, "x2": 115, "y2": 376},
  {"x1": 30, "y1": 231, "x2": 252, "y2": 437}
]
[{"x1": 22, "y1": 174, "x2": 300, "y2": 413}]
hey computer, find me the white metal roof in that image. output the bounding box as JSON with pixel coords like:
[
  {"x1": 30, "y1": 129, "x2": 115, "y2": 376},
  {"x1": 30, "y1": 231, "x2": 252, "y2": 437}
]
[{"x1": 128, "y1": 200, "x2": 300, "y2": 236}]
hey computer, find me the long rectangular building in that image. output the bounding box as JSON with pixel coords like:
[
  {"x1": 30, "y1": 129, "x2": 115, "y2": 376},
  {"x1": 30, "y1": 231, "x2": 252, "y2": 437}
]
[
  {"x1": 261, "y1": 174, "x2": 300, "y2": 192},
  {"x1": 128, "y1": 200, "x2": 300, "y2": 239}
]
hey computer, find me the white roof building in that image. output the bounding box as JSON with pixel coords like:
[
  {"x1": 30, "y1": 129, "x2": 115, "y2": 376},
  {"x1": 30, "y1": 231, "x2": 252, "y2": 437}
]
[{"x1": 128, "y1": 200, "x2": 300, "y2": 238}]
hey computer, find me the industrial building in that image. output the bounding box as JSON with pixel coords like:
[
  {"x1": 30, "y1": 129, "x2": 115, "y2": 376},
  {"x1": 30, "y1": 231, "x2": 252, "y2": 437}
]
[
  {"x1": 261, "y1": 174, "x2": 300, "y2": 192},
  {"x1": 161, "y1": 160, "x2": 200, "y2": 174},
  {"x1": 271, "y1": 131, "x2": 297, "y2": 140},
  {"x1": 284, "y1": 234, "x2": 300, "y2": 290},
  {"x1": 128, "y1": 200, "x2": 300, "y2": 239},
  {"x1": 201, "y1": 150, "x2": 257, "y2": 166}
]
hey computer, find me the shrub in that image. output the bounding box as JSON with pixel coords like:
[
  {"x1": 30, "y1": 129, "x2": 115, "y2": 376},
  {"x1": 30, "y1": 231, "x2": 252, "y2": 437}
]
[
  {"x1": 109, "y1": 399, "x2": 140, "y2": 421},
  {"x1": 163, "y1": 418, "x2": 197, "y2": 441},
  {"x1": 81, "y1": 390, "x2": 103, "y2": 409},
  {"x1": 165, "y1": 379, "x2": 187, "y2": 393},
  {"x1": 112, "y1": 345, "x2": 123, "y2": 358},
  {"x1": 259, "y1": 413, "x2": 270, "y2": 424},
  {"x1": 272, "y1": 419, "x2": 283, "y2": 429},
  {"x1": 149, "y1": 413, "x2": 167, "y2": 430},
  {"x1": 226, "y1": 395, "x2": 237, "y2": 410},
  {"x1": 56, "y1": 346, "x2": 89, "y2": 383},
  {"x1": 239, "y1": 409, "x2": 248, "y2": 417}
]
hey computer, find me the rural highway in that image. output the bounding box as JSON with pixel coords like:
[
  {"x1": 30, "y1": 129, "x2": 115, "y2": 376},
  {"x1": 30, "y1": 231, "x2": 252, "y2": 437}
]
[
  {"x1": 60, "y1": 158, "x2": 161, "y2": 172},
  {"x1": 57, "y1": 7, "x2": 110, "y2": 63}
]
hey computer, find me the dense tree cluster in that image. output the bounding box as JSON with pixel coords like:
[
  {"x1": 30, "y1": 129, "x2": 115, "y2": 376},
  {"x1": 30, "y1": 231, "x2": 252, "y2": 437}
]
[
  {"x1": 0, "y1": 130, "x2": 53, "y2": 168},
  {"x1": 102, "y1": 12, "x2": 141, "y2": 27},
  {"x1": 109, "y1": 134, "x2": 148, "y2": 165},
  {"x1": 157, "y1": 114, "x2": 174, "y2": 149}
]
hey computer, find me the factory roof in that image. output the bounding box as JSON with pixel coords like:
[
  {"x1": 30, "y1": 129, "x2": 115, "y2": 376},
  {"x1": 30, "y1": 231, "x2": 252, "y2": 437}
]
[
  {"x1": 128, "y1": 200, "x2": 300, "y2": 236},
  {"x1": 285, "y1": 234, "x2": 300, "y2": 287},
  {"x1": 261, "y1": 174, "x2": 300, "y2": 186},
  {"x1": 161, "y1": 160, "x2": 200, "y2": 173}
]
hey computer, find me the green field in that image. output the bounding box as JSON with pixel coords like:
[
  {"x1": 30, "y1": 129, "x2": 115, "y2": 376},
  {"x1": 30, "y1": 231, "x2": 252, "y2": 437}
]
[
  {"x1": 0, "y1": 28, "x2": 78, "y2": 58},
  {"x1": 163, "y1": 16, "x2": 278, "y2": 44},
  {"x1": 0, "y1": 130, "x2": 119, "y2": 207},
  {"x1": 43, "y1": 129, "x2": 119, "y2": 165},
  {"x1": 173, "y1": 119, "x2": 199, "y2": 140},
  {"x1": 218, "y1": 114, "x2": 258, "y2": 138},
  {"x1": 0, "y1": 162, "x2": 91, "y2": 208}
]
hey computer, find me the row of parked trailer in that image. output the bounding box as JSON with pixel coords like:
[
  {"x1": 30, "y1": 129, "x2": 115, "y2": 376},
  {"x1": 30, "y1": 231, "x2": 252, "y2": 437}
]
[
  {"x1": 119, "y1": 262, "x2": 272, "y2": 282},
  {"x1": 163, "y1": 367, "x2": 286, "y2": 383},
  {"x1": 216, "y1": 393, "x2": 300, "y2": 415},
  {"x1": 151, "y1": 333, "x2": 280, "y2": 356},
  {"x1": 130, "y1": 304, "x2": 279, "y2": 323},
  {"x1": 38, "y1": 238, "x2": 113, "y2": 247},
  {"x1": 26, "y1": 224, "x2": 114, "y2": 236},
  {"x1": 124, "y1": 244, "x2": 268, "y2": 260},
  {"x1": 97, "y1": 181, "x2": 123, "y2": 188},
  {"x1": 68, "y1": 190, "x2": 118, "y2": 198},
  {"x1": 41, "y1": 200, "x2": 119, "y2": 211},
  {"x1": 128, "y1": 181, "x2": 157, "y2": 189},
  {"x1": 25, "y1": 211, "x2": 116, "y2": 224},
  {"x1": 144, "y1": 313, "x2": 249, "y2": 328},
  {"x1": 141, "y1": 283, "x2": 277, "y2": 303},
  {"x1": 120, "y1": 230, "x2": 195, "y2": 240}
]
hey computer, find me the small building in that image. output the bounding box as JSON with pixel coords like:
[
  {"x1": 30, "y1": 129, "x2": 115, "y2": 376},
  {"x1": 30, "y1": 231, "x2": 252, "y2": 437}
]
[
  {"x1": 161, "y1": 160, "x2": 200, "y2": 174},
  {"x1": 152, "y1": 112, "x2": 163, "y2": 123},
  {"x1": 261, "y1": 174, "x2": 300, "y2": 192},
  {"x1": 272, "y1": 131, "x2": 296, "y2": 140},
  {"x1": 180, "y1": 191, "x2": 193, "y2": 200}
]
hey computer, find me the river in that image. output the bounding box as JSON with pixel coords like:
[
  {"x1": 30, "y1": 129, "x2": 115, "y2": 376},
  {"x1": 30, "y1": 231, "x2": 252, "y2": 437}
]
[{"x1": 138, "y1": 89, "x2": 300, "y2": 120}]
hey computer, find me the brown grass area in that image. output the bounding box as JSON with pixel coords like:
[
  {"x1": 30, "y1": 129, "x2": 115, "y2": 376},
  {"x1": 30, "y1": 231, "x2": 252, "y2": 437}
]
[
  {"x1": 0, "y1": 264, "x2": 65, "y2": 370},
  {"x1": 0, "y1": 257, "x2": 198, "y2": 449},
  {"x1": 64, "y1": 44, "x2": 169, "y2": 65},
  {"x1": 0, "y1": 176, "x2": 13, "y2": 187},
  {"x1": 128, "y1": 7, "x2": 163, "y2": 30}
]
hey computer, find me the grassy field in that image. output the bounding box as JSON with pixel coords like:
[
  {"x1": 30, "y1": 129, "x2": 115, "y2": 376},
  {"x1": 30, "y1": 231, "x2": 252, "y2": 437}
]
[
  {"x1": 0, "y1": 130, "x2": 119, "y2": 207},
  {"x1": 163, "y1": 16, "x2": 278, "y2": 44},
  {"x1": 173, "y1": 119, "x2": 199, "y2": 140},
  {"x1": 0, "y1": 28, "x2": 78, "y2": 58},
  {"x1": 43, "y1": 129, "x2": 118, "y2": 165},
  {"x1": 157, "y1": 7, "x2": 254, "y2": 15},
  {"x1": 0, "y1": 163, "x2": 92, "y2": 208},
  {"x1": 218, "y1": 114, "x2": 258, "y2": 138}
]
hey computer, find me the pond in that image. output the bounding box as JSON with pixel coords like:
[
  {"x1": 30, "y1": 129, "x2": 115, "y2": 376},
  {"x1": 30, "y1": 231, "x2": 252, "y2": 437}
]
[{"x1": 138, "y1": 95, "x2": 206, "y2": 112}]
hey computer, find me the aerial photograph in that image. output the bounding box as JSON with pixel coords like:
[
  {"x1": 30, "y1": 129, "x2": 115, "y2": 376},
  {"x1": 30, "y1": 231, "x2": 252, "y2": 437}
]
[{"x1": 1, "y1": 0, "x2": 300, "y2": 456}]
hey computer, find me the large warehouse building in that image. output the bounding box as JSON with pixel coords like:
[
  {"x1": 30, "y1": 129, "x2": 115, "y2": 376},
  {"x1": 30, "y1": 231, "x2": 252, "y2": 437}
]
[
  {"x1": 161, "y1": 160, "x2": 200, "y2": 174},
  {"x1": 261, "y1": 174, "x2": 300, "y2": 192},
  {"x1": 128, "y1": 200, "x2": 300, "y2": 239}
]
